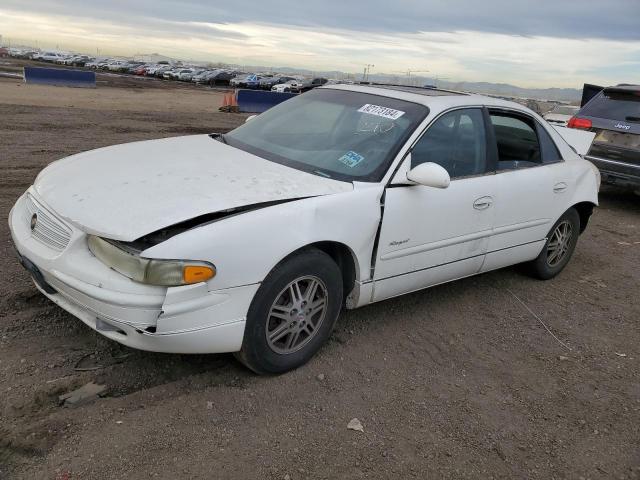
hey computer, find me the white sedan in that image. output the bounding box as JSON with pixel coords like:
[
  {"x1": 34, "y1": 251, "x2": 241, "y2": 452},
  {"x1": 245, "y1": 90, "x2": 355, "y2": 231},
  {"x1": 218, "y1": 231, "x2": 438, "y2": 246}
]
[
  {"x1": 272, "y1": 79, "x2": 303, "y2": 93},
  {"x1": 543, "y1": 105, "x2": 581, "y2": 127},
  {"x1": 9, "y1": 85, "x2": 599, "y2": 374}
]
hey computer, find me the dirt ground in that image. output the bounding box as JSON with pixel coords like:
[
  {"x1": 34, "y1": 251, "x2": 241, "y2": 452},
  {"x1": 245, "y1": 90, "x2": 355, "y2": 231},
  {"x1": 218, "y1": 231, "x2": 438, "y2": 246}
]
[{"x1": 0, "y1": 77, "x2": 639, "y2": 480}]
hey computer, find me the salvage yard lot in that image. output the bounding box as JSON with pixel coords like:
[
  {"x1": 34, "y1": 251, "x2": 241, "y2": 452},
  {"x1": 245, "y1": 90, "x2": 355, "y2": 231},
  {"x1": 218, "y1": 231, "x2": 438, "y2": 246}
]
[{"x1": 1, "y1": 77, "x2": 639, "y2": 479}]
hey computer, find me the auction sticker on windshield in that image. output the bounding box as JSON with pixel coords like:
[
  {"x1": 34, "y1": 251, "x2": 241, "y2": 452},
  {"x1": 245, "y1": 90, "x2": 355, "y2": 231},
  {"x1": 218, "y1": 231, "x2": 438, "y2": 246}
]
[
  {"x1": 338, "y1": 151, "x2": 365, "y2": 168},
  {"x1": 358, "y1": 104, "x2": 405, "y2": 120}
]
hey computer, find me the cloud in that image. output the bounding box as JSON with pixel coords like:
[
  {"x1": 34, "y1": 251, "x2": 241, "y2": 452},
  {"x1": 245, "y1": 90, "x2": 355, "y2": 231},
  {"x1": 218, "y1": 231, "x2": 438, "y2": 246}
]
[
  {"x1": 1, "y1": 1, "x2": 639, "y2": 88},
  {"x1": 3, "y1": 0, "x2": 640, "y2": 40}
]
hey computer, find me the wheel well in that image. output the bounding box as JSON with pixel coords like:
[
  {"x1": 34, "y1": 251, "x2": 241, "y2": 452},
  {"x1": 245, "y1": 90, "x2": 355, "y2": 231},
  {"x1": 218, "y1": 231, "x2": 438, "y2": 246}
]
[
  {"x1": 282, "y1": 242, "x2": 358, "y2": 302},
  {"x1": 572, "y1": 202, "x2": 596, "y2": 234},
  {"x1": 310, "y1": 242, "x2": 357, "y2": 301}
]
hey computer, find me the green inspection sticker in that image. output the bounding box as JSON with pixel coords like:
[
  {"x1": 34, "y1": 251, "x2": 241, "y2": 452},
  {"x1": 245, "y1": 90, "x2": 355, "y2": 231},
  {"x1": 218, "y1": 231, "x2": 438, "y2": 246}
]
[{"x1": 338, "y1": 151, "x2": 364, "y2": 168}]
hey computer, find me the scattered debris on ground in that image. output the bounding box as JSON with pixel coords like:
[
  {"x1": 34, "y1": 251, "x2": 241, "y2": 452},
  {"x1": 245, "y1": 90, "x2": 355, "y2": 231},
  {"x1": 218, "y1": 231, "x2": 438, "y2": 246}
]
[
  {"x1": 347, "y1": 418, "x2": 364, "y2": 432},
  {"x1": 58, "y1": 382, "x2": 107, "y2": 407}
]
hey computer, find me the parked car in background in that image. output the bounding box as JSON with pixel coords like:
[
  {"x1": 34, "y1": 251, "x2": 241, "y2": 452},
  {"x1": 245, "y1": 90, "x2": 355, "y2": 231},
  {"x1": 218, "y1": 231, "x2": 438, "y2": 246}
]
[
  {"x1": 65, "y1": 55, "x2": 94, "y2": 67},
  {"x1": 199, "y1": 70, "x2": 236, "y2": 87},
  {"x1": 543, "y1": 105, "x2": 580, "y2": 127},
  {"x1": 35, "y1": 52, "x2": 66, "y2": 62},
  {"x1": 11, "y1": 49, "x2": 38, "y2": 59},
  {"x1": 124, "y1": 62, "x2": 145, "y2": 74},
  {"x1": 89, "y1": 58, "x2": 113, "y2": 69},
  {"x1": 260, "y1": 76, "x2": 295, "y2": 90},
  {"x1": 10, "y1": 85, "x2": 599, "y2": 374},
  {"x1": 0, "y1": 47, "x2": 9, "y2": 58},
  {"x1": 298, "y1": 77, "x2": 329, "y2": 93},
  {"x1": 271, "y1": 78, "x2": 305, "y2": 93},
  {"x1": 192, "y1": 70, "x2": 217, "y2": 84},
  {"x1": 144, "y1": 64, "x2": 164, "y2": 76},
  {"x1": 133, "y1": 65, "x2": 148, "y2": 76},
  {"x1": 106, "y1": 60, "x2": 129, "y2": 72},
  {"x1": 179, "y1": 69, "x2": 205, "y2": 81},
  {"x1": 570, "y1": 84, "x2": 640, "y2": 189},
  {"x1": 162, "y1": 68, "x2": 178, "y2": 79},
  {"x1": 175, "y1": 68, "x2": 192, "y2": 80},
  {"x1": 154, "y1": 65, "x2": 175, "y2": 77},
  {"x1": 209, "y1": 71, "x2": 240, "y2": 86},
  {"x1": 165, "y1": 68, "x2": 191, "y2": 80},
  {"x1": 230, "y1": 74, "x2": 261, "y2": 88}
]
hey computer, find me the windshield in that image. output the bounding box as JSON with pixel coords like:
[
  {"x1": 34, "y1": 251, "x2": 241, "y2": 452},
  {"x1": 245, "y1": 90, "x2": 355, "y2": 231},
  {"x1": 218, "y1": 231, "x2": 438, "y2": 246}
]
[{"x1": 224, "y1": 89, "x2": 428, "y2": 182}]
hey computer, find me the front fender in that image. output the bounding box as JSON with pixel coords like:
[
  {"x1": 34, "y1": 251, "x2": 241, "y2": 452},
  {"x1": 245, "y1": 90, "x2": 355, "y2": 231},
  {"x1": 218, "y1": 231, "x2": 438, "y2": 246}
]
[{"x1": 142, "y1": 186, "x2": 384, "y2": 290}]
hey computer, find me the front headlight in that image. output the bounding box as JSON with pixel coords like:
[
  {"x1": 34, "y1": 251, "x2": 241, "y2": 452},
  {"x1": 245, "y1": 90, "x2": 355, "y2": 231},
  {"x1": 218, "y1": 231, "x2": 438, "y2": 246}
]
[{"x1": 87, "y1": 235, "x2": 216, "y2": 286}]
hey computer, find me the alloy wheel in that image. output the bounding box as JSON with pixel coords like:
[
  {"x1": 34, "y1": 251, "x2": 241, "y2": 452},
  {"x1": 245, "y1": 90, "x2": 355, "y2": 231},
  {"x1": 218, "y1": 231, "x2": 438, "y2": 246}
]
[
  {"x1": 547, "y1": 220, "x2": 573, "y2": 267},
  {"x1": 266, "y1": 276, "x2": 328, "y2": 354}
]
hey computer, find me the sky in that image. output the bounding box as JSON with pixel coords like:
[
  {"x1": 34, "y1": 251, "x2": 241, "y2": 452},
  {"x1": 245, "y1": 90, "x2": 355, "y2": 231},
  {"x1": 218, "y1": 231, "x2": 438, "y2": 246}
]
[{"x1": 1, "y1": 0, "x2": 639, "y2": 88}]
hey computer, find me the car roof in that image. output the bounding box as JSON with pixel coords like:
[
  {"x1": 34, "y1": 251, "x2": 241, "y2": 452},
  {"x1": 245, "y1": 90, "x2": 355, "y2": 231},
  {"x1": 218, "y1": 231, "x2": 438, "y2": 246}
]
[{"x1": 322, "y1": 83, "x2": 535, "y2": 113}]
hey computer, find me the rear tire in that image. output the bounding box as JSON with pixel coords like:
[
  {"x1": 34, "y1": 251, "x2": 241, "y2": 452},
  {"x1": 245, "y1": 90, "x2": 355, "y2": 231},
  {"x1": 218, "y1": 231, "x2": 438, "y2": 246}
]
[
  {"x1": 528, "y1": 208, "x2": 580, "y2": 280},
  {"x1": 235, "y1": 249, "x2": 343, "y2": 374}
]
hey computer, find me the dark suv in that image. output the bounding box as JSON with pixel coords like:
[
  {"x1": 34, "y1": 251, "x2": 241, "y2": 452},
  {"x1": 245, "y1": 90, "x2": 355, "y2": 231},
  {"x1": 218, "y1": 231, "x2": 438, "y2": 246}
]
[{"x1": 569, "y1": 84, "x2": 640, "y2": 188}]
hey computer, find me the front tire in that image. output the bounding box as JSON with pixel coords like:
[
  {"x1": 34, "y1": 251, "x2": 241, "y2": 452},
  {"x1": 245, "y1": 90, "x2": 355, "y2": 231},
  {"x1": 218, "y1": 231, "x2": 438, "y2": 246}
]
[
  {"x1": 235, "y1": 249, "x2": 343, "y2": 374},
  {"x1": 528, "y1": 208, "x2": 580, "y2": 280}
]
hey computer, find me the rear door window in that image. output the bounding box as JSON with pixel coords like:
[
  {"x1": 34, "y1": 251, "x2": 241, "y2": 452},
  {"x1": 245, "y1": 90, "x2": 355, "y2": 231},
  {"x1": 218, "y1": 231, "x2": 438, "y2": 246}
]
[
  {"x1": 489, "y1": 113, "x2": 541, "y2": 169},
  {"x1": 536, "y1": 124, "x2": 563, "y2": 164}
]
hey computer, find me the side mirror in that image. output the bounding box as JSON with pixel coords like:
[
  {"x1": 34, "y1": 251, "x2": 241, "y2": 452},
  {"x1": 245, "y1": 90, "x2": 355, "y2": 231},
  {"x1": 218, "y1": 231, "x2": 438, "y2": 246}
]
[
  {"x1": 406, "y1": 162, "x2": 451, "y2": 188},
  {"x1": 245, "y1": 114, "x2": 258, "y2": 123}
]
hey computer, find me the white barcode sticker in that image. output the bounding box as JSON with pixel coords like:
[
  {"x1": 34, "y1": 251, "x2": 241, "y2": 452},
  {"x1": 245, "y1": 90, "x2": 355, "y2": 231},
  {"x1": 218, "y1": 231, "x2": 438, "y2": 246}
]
[{"x1": 358, "y1": 104, "x2": 405, "y2": 120}]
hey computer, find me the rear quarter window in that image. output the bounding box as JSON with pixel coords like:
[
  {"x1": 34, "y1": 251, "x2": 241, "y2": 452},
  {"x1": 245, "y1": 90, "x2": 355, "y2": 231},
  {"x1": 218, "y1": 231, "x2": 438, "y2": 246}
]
[{"x1": 536, "y1": 123, "x2": 563, "y2": 163}]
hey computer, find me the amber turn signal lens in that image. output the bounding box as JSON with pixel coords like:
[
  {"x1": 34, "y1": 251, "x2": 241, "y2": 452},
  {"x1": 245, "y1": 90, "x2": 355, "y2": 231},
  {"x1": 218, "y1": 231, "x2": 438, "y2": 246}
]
[{"x1": 183, "y1": 265, "x2": 216, "y2": 284}]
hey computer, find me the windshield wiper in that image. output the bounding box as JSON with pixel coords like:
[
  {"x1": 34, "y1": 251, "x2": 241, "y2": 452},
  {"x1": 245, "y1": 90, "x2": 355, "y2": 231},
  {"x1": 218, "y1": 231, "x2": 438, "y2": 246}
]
[
  {"x1": 625, "y1": 116, "x2": 640, "y2": 123},
  {"x1": 313, "y1": 170, "x2": 332, "y2": 178}
]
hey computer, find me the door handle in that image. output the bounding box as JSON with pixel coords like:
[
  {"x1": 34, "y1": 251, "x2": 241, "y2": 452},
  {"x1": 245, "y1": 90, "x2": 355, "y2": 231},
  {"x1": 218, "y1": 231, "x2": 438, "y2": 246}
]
[
  {"x1": 473, "y1": 196, "x2": 493, "y2": 210},
  {"x1": 553, "y1": 182, "x2": 568, "y2": 193}
]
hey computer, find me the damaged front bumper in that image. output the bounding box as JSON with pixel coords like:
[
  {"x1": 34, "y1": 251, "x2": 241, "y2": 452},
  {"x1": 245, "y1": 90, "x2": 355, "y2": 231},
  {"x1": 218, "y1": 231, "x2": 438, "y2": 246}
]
[{"x1": 9, "y1": 189, "x2": 258, "y2": 354}]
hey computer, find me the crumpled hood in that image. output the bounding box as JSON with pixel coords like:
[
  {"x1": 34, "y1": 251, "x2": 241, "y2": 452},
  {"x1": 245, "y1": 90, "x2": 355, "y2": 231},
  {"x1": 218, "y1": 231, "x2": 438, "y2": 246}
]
[{"x1": 34, "y1": 134, "x2": 352, "y2": 241}]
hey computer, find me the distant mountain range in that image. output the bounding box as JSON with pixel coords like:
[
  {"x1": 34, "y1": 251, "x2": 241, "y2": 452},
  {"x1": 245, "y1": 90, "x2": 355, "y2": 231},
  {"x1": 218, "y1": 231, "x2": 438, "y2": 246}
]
[
  {"x1": 426, "y1": 80, "x2": 582, "y2": 102},
  {"x1": 256, "y1": 66, "x2": 583, "y2": 102}
]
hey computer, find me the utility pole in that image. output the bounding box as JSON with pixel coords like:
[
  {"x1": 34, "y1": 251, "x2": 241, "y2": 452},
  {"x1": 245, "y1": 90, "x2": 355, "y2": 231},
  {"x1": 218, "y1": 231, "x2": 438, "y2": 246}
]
[
  {"x1": 362, "y1": 64, "x2": 374, "y2": 82},
  {"x1": 395, "y1": 69, "x2": 430, "y2": 86}
]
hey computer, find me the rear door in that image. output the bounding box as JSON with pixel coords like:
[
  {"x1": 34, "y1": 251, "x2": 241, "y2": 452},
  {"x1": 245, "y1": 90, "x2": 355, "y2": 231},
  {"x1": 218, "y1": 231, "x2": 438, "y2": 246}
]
[{"x1": 483, "y1": 108, "x2": 572, "y2": 271}]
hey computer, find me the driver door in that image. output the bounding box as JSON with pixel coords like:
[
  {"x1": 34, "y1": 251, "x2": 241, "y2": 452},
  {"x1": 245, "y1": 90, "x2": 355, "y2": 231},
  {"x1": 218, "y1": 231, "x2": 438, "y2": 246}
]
[{"x1": 373, "y1": 108, "x2": 496, "y2": 302}]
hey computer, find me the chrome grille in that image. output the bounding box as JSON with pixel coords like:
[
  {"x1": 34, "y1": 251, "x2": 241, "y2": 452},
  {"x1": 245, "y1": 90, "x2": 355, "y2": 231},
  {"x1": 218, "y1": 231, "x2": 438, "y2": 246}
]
[{"x1": 24, "y1": 194, "x2": 72, "y2": 251}]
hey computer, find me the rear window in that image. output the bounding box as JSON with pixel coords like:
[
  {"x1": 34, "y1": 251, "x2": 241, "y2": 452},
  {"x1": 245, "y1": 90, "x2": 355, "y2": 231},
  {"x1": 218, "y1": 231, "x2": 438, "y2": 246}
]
[{"x1": 581, "y1": 90, "x2": 640, "y2": 121}]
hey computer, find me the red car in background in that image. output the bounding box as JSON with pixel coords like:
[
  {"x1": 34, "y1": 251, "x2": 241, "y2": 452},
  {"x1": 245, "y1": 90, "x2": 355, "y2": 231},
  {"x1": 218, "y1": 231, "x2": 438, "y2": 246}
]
[{"x1": 133, "y1": 65, "x2": 147, "y2": 76}]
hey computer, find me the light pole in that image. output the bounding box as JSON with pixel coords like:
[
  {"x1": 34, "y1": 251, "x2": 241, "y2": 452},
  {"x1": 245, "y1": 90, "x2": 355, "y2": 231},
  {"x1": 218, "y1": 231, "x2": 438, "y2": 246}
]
[
  {"x1": 393, "y1": 69, "x2": 429, "y2": 86},
  {"x1": 362, "y1": 64, "x2": 375, "y2": 82}
]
